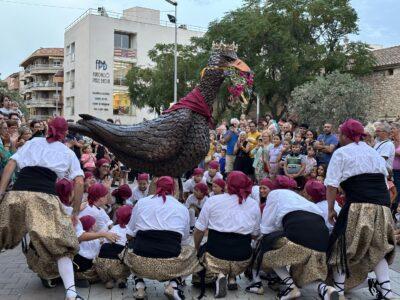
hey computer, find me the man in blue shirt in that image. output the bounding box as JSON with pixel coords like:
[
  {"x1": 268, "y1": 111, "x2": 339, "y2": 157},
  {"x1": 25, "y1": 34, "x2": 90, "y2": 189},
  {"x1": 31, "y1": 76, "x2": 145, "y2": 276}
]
[
  {"x1": 221, "y1": 119, "x2": 239, "y2": 174},
  {"x1": 315, "y1": 123, "x2": 338, "y2": 166}
]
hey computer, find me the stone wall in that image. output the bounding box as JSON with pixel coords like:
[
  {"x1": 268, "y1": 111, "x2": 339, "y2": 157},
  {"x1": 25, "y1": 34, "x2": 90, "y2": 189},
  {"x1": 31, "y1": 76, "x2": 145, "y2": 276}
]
[{"x1": 362, "y1": 67, "x2": 400, "y2": 121}]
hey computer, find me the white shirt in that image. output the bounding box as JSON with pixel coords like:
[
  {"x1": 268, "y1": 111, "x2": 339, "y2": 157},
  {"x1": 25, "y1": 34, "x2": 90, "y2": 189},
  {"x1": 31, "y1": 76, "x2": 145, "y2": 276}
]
[
  {"x1": 374, "y1": 139, "x2": 395, "y2": 170},
  {"x1": 79, "y1": 205, "x2": 113, "y2": 232},
  {"x1": 127, "y1": 195, "x2": 190, "y2": 245},
  {"x1": 62, "y1": 204, "x2": 84, "y2": 238},
  {"x1": 203, "y1": 171, "x2": 223, "y2": 185},
  {"x1": 316, "y1": 200, "x2": 341, "y2": 233},
  {"x1": 260, "y1": 189, "x2": 324, "y2": 235},
  {"x1": 195, "y1": 194, "x2": 261, "y2": 236},
  {"x1": 325, "y1": 142, "x2": 388, "y2": 188},
  {"x1": 183, "y1": 177, "x2": 207, "y2": 193},
  {"x1": 185, "y1": 194, "x2": 208, "y2": 209},
  {"x1": 79, "y1": 239, "x2": 101, "y2": 260},
  {"x1": 105, "y1": 224, "x2": 128, "y2": 247},
  {"x1": 11, "y1": 137, "x2": 84, "y2": 180},
  {"x1": 251, "y1": 185, "x2": 260, "y2": 203},
  {"x1": 131, "y1": 186, "x2": 149, "y2": 203}
]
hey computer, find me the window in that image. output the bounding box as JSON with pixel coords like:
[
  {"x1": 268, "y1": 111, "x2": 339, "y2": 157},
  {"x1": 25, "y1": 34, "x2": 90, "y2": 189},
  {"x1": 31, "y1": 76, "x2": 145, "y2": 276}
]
[
  {"x1": 388, "y1": 69, "x2": 394, "y2": 76},
  {"x1": 114, "y1": 32, "x2": 131, "y2": 49},
  {"x1": 70, "y1": 70, "x2": 75, "y2": 89},
  {"x1": 113, "y1": 61, "x2": 133, "y2": 86},
  {"x1": 113, "y1": 92, "x2": 132, "y2": 115},
  {"x1": 70, "y1": 42, "x2": 75, "y2": 62},
  {"x1": 66, "y1": 97, "x2": 75, "y2": 116}
]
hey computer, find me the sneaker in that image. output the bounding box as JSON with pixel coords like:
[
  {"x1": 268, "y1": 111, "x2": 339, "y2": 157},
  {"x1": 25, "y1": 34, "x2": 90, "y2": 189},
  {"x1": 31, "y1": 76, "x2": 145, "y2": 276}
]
[
  {"x1": 41, "y1": 278, "x2": 57, "y2": 288},
  {"x1": 246, "y1": 281, "x2": 264, "y2": 295},
  {"x1": 215, "y1": 275, "x2": 227, "y2": 298},
  {"x1": 227, "y1": 276, "x2": 238, "y2": 291},
  {"x1": 105, "y1": 280, "x2": 114, "y2": 289},
  {"x1": 164, "y1": 283, "x2": 185, "y2": 300}
]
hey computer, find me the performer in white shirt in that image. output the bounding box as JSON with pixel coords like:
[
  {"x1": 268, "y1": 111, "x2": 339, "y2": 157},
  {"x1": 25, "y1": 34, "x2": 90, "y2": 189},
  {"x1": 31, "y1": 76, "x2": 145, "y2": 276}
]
[
  {"x1": 304, "y1": 180, "x2": 341, "y2": 233},
  {"x1": 203, "y1": 161, "x2": 223, "y2": 187},
  {"x1": 130, "y1": 173, "x2": 150, "y2": 205},
  {"x1": 194, "y1": 171, "x2": 261, "y2": 299},
  {"x1": 210, "y1": 178, "x2": 226, "y2": 196},
  {"x1": 0, "y1": 117, "x2": 84, "y2": 300},
  {"x1": 248, "y1": 175, "x2": 337, "y2": 300},
  {"x1": 79, "y1": 183, "x2": 113, "y2": 232},
  {"x1": 183, "y1": 168, "x2": 206, "y2": 199},
  {"x1": 94, "y1": 205, "x2": 132, "y2": 289},
  {"x1": 185, "y1": 182, "x2": 209, "y2": 231},
  {"x1": 124, "y1": 176, "x2": 201, "y2": 300},
  {"x1": 325, "y1": 119, "x2": 396, "y2": 299},
  {"x1": 74, "y1": 215, "x2": 101, "y2": 284}
]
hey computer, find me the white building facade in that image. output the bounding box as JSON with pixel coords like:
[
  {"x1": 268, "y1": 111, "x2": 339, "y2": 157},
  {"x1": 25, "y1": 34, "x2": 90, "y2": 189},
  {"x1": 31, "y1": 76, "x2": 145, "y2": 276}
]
[{"x1": 63, "y1": 7, "x2": 204, "y2": 124}]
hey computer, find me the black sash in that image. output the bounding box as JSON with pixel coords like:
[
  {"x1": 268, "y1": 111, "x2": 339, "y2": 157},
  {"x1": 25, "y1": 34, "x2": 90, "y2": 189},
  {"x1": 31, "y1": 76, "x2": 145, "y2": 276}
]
[
  {"x1": 13, "y1": 166, "x2": 57, "y2": 195},
  {"x1": 73, "y1": 254, "x2": 93, "y2": 272},
  {"x1": 98, "y1": 243, "x2": 125, "y2": 260},
  {"x1": 205, "y1": 229, "x2": 252, "y2": 261},
  {"x1": 133, "y1": 230, "x2": 182, "y2": 259},
  {"x1": 327, "y1": 173, "x2": 390, "y2": 276},
  {"x1": 254, "y1": 210, "x2": 329, "y2": 273}
]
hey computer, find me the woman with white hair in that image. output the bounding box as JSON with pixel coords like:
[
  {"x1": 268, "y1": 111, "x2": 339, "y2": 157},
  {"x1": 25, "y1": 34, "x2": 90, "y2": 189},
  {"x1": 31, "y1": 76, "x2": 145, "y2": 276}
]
[{"x1": 364, "y1": 122, "x2": 376, "y2": 147}]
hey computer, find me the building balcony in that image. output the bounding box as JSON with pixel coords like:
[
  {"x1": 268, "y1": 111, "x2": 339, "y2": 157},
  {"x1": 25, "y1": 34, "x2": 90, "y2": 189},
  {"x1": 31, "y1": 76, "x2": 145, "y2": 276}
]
[
  {"x1": 29, "y1": 114, "x2": 53, "y2": 120},
  {"x1": 25, "y1": 97, "x2": 62, "y2": 108},
  {"x1": 26, "y1": 64, "x2": 63, "y2": 75},
  {"x1": 114, "y1": 48, "x2": 137, "y2": 60},
  {"x1": 24, "y1": 82, "x2": 62, "y2": 92}
]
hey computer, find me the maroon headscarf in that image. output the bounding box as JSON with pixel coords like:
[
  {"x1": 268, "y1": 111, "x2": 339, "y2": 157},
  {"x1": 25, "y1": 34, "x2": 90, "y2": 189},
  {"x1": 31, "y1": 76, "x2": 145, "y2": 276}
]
[
  {"x1": 84, "y1": 172, "x2": 94, "y2": 180},
  {"x1": 46, "y1": 117, "x2": 68, "y2": 143},
  {"x1": 87, "y1": 183, "x2": 109, "y2": 206},
  {"x1": 213, "y1": 178, "x2": 226, "y2": 190},
  {"x1": 56, "y1": 178, "x2": 74, "y2": 206},
  {"x1": 155, "y1": 176, "x2": 175, "y2": 203},
  {"x1": 116, "y1": 205, "x2": 133, "y2": 228},
  {"x1": 193, "y1": 168, "x2": 205, "y2": 176},
  {"x1": 259, "y1": 178, "x2": 276, "y2": 191},
  {"x1": 111, "y1": 184, "x2": 132, "y2": 200},
  {"x1": 208, "y1": 161, "x2": 219, "y2": 170},
  {"x1": 96, "y1": 158, "x2": 110, "y2": 169},
  {"x1": 227, "y1": 171, "x2": 253, "y2": 204},
  {"x1": 195, "y1": 182, "x2": 209, "y2": 196},
  {"x1": 305, "y1": 180, "x2": 326, "y2": 203},
  {"x1": 339, "y1": 119, "x2": 366, "y2": 143},
  {"x1": 274, "y1": 175, "x2": 297, "y2": 190},
  {"x1": 138, "y1": 173, "x2": 149, "y2": 181},
  {"x1": 80, "y1": 215, "x2": 96, "y2": 232}
]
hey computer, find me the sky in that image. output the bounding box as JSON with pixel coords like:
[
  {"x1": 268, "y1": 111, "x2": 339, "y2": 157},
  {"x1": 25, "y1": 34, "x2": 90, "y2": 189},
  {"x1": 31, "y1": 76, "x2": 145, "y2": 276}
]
[{"x1": 0, "y1": 0, "x2": 399, "y2": 78}]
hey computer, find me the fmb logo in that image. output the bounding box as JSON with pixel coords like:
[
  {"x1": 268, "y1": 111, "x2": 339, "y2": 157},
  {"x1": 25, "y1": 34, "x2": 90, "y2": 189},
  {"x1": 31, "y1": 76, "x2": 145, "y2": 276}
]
[{"x1": 96, "y1": 60, "x2": 107, "y2": 70}]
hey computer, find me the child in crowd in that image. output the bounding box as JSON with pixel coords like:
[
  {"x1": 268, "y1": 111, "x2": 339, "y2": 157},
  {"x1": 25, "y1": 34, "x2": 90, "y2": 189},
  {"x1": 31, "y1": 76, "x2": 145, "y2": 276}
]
[
  {"x1": 268, "y1": 135, "x2": 283, "y2": 177},
  {"x1": 203, "y1": 161, "x2": 223, "y2": 188},
  {"x1": 81, "y1": 144, "x2": 97, "y2": 172},
  {"x1": 304, "y1": 180, "x2": 341, "y2": 233},
  {"x1": 294, "y1": 132, "x2": 306, "y2": 154},
  {"x1": 131, "y1": 173, "x2": 150, "y2": 205},
  {"x1": 213, "y1": 144, "x2": 223, "y2": 162},
  {"x1": 219, "y1": 148, "x2": 227, "y2": 178},
  {"x1": 210, "y1": 178, "x2": 226, "y2": 196},
  {"x1": 95, "y1": 205, "x2": 132, "y2": 289},
  {"x1": 316, "y1": 164, "x2": 326, "y2": 183},
  {"x1": 183, "y1": 167, "x2": 206, "y2": 200},
  {"x1": 110, "y1": 184, "x2": 132, "y2": 221},
  {"x1": 79, "y1": 183, "x2": 113, "y2": 232},
  {"x1": 74, "y1": 215, "x2": 102, "y2": 284},
  {"x1": 279, "y1": 140, "x2": 291, "y2": 173},
  {"x1": 284, "y1": 142, "x2": 306, "y2": 189},
  {"x1": 304, "y1": 146, "x2": 317, "y2": 177},
  {"x1": 185, "y1": 182, "x2": 209, "y2": 232}
]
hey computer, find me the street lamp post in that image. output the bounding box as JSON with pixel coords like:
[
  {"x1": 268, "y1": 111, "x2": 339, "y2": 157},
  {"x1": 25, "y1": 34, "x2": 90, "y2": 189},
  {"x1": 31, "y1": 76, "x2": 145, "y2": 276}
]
[{"x1": 165, "y1": 0, "x2": 178, "y2": 103}]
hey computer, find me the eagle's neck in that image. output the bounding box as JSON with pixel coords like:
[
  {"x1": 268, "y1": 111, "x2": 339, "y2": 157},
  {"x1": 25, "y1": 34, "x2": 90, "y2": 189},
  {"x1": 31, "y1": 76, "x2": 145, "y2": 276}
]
[{"x1": 198, "y1": 68, "x2": 225, "y2": 108}]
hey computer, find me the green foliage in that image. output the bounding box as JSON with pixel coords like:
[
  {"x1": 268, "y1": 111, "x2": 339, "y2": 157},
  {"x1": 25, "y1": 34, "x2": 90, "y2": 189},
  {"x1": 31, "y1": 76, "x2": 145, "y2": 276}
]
[
  {"x1": 289, "y1": 71, "x2": 372, "y2": 129},
  {"x1": 127, "y1": 0, "x2": 375, "y2": 119}
]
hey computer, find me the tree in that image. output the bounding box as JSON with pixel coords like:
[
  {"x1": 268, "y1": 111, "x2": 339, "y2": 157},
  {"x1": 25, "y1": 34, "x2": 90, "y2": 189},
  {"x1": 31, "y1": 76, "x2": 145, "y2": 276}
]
[
  {"x1": 288, "y1": 71, "x2": 371, "y2": 129},
  {"x1": 127, "y1": 0, "x2": 375, "y2": 119}
]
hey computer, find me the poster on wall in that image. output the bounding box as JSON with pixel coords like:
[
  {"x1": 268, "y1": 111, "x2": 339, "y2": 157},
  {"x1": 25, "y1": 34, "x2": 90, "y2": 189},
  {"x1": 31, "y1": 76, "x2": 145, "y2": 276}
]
[{"x1": 91, "y1": 59, "x2": 112, "y2": 113}]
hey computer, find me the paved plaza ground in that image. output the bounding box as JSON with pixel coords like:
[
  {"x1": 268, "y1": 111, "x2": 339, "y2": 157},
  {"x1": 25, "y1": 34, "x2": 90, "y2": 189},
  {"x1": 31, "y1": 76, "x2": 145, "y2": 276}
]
[{"x1": 0, "y1": 246, "x2": 399, "y2": 300}]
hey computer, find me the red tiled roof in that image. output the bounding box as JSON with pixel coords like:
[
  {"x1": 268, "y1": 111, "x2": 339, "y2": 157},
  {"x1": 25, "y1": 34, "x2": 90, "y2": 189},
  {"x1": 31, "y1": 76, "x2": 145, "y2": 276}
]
[
  {"x1": 372, "y1": 45, "x2": 400, "y2": 68},
  {"x1": 20, "y1": 48, "x2": 64, "y2": 67}
]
